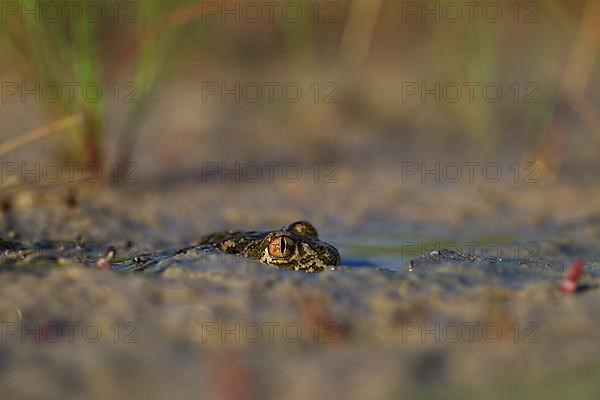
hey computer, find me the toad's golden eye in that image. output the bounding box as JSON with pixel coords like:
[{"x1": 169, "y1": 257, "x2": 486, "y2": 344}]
[{"x1": 268, "y1": 235, "x2": 295, "y2": 258}]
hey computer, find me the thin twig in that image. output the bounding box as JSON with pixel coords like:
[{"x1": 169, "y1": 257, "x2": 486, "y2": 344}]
[
  {"x1": 0, "y1": 114, "x2": 83, "y2": 158},
  {"x1": 339, "y1": 0, "x2": 383, "y2": 68},
  {"x1": 534, "y1": 0, "x2": 600, "y2": 178},
  {"x1": 560, "y1": 0, "x2": 600, "y2": 134},
  {"x1": 106, "y1": 0, "x2": 221, "y2": 79},
  {"x1": 0, "y1": 176, "x2": 87, "y2": 194}
]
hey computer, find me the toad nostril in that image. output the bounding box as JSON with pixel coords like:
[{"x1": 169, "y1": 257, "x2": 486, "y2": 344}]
[
  {"x1": 333, "y1": 254, "x2": 341, "y2": 266},
  {"x1": 324, "y1": 248, "x2": 341, "y2": 266}
]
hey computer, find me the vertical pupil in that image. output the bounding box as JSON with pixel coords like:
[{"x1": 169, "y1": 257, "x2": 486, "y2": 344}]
[{"x1": 280, "y1": 238, "x2": 286, "y2": 253}]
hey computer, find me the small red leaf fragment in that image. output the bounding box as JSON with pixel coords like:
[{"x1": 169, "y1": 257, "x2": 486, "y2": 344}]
[{"x1": 559, "y1": 259, "x2": 584, "y2": 294}]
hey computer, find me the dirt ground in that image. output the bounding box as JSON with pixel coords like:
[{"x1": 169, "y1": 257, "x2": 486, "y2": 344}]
[{"x1": 1, "y1": 171, "x2": 599, "y2": 400}]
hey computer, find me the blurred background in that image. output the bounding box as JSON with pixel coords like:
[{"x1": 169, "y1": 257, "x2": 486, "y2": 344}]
[{"x1": 0, "y1": 0, "x2": 598, "y2": 183}]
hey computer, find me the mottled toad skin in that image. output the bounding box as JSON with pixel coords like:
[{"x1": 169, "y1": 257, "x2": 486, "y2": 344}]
[{"x1": 184, "y1": 221, "x2": 340, "y2": 272}]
